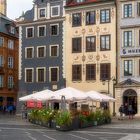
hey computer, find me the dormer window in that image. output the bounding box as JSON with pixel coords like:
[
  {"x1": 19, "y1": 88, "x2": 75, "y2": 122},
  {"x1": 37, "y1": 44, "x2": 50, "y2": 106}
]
[
  {"x1": 76, "y1": 0, "x2": 85, "y2": 3},
  {"x1": 39, "y1": 8, "x2": 46, "y2": 18},
  {"x1": 10, "y1": 26, "x2": 15, "y2": 34}
]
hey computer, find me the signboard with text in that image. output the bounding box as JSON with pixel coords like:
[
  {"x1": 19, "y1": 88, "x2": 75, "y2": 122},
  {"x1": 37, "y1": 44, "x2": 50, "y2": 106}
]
[{"x1": 121, "y1": 48, "x2": 140, "y2": 56}]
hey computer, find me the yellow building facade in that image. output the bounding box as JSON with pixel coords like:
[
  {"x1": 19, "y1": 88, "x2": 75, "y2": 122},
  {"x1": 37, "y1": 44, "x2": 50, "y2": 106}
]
[
  {"x1": 0, "y1": 0, "x2": 6, "y2": 15},
  {"x1": 65, "y1": 0, "x2": 116, "y2": 113}
]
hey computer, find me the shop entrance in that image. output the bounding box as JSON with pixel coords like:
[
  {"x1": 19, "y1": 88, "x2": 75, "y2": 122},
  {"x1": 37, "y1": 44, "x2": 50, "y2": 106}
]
[{"x1": 123, "y1": 89, "x2": 137, "y2": 115}]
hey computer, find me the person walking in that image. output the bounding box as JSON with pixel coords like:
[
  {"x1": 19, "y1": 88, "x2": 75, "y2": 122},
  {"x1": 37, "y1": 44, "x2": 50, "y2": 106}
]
[
  {"x1": 128, "y1": 104, "x2": 133, "y2": 119},
  {"x1": 119, "y1": 105, "x2": 124, "y2": 120}
]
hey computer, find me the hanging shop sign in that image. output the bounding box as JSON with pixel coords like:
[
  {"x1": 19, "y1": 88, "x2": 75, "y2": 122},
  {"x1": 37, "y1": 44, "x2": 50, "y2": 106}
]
[{"x1": 121, "y1": 48, "x2": 140, "y2": 56}]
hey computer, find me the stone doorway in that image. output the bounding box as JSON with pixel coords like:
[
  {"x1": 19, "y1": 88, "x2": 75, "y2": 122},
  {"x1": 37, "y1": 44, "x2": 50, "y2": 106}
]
[{"x1": 123, "y1": 89, "x2": 137, "y2": 115}]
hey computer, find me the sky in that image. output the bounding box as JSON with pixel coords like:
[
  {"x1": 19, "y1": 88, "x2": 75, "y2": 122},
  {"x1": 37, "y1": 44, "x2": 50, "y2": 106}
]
[{"x1": 7, "y1": 0, "x2": 33, "y2": 19}]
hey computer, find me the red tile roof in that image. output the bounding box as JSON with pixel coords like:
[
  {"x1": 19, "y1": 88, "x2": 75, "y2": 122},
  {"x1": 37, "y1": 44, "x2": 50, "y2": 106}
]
[{"x1": 66, "y1": 0, "x2": 114, "y2": 7}]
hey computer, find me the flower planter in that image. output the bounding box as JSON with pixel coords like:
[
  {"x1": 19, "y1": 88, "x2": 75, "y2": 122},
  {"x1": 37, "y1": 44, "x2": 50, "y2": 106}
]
[
  {"x1": 79, "y1": 121, "x2": 93, "y2": 128},
  {"x1": 93, "y1": 121, "x2": 97, "y2": 126}
]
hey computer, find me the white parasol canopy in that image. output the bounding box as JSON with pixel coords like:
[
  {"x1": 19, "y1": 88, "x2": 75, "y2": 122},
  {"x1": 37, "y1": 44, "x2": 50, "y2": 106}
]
[
  {"x1": 51, "y1": 87, "x2": 88, "y2": 102},
  {"x1": 86, "y1": 91, "x2": 116, "y2": 102},
  {"x1": 19, "y1": 89, "x2": 54, "y2": 102}
]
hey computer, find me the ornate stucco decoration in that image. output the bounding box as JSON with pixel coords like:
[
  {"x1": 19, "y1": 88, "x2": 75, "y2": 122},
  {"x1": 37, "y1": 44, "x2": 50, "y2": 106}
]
[
  {"x1": 101, "y1": 27, "x2": 109, "y2": 34},
  {"x1": 111, "y1": 8, "x2": 115, "y2": 19}
]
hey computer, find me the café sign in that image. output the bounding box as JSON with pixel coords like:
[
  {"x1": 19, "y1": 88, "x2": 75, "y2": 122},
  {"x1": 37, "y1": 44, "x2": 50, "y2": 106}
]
[{"x1": 121, "y1": 48, "x2": 140, "y2": 56}]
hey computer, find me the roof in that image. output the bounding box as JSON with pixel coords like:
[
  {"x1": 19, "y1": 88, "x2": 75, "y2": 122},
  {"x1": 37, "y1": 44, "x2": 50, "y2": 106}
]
[
  {"x1": 66, "y1": 0, "x2": 115, "y2": 7},
  {"x1": 0, "y1": 13, "x2": 18, "y2": 38}
]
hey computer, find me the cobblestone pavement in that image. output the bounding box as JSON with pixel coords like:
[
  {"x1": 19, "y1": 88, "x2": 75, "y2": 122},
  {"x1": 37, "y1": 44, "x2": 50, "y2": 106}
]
[{"x1": 0, "y1": 114, "x2": 140, "y2": 140}]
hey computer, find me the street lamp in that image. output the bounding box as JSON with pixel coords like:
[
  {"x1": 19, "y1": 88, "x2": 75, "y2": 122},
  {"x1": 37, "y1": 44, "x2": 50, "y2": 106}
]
[{"x1": 102, "y1": 76, "x2": 116, "y2": 116}]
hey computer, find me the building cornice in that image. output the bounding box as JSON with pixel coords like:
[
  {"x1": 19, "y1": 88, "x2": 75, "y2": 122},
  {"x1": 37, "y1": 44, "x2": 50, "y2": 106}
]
[
  {"x1": 120, "y1": 24, "x2": 140, "y2": 29},
  {"x1": 17, "y1": 17, "x2": 65, "y2": 26},
  {"x1": 65, "y1": 1, "x2": 115, "y2": 12}
]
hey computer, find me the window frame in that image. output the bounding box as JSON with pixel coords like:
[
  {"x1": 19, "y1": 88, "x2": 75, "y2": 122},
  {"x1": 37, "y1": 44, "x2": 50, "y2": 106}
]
[
  {"x1": 72, "y1": 13, "x2": 82, "y2": 27},
  {"x1": 0, "y1": 37, "x2": 4, "y2": 47},
  {"x1": 51, "y1": 5, "x2": 60, "y2": 17},
  {"x1": 72, "y1": 37, "x2": 82, "y2": 53},
  {"x1": 50, "y1": 24, "x2": 59, "y2": 36},
  {"x1": 86, "y1": 36, "x2": 96, "y2": 52},
  {"x1": 100, "y1": 9, "x2": 110, "y2": 23},
  {"x1": 36, "y1": 67, "x2": 46, "y2": 82},
  {"x1": 123, "y1": 31, "x2": 132, "y2": 47},
  {"x1": 38, "y1": 8, "x2": 46, "y2": 18},
  {"x1": 8, "y1": 56, "x2": 14, "y2": 68},
  {"x1": 0, "y1": 75, "x2": 4, "y2": 88},
  {"x1": 26, "y1": 27, "x2": 34, "y2": 38},
  {"x1": 86, "y1": 64, "x2": 96, "y2": 81},
  {"x1": 50, "y1": 45, "x2": 59, "y2": 57},
  {"x1": 100, "y1": 35, "x2": 111, "y2": 51},
  {"x1": 124, "y1": 60, "x2": 133, "y2": 76},
  {"x1": 37, "y1": 46, "x2": 46, "y2": 58},
  {"x1": 8, "y1": 76, "x2": 14, "y2": 89},
  {"x1": 25, "y1": 68, "x2": 34, "y2": 83},
  {"x1": 8, "y1": 40, "x2": 14, "y2": 49},
  {"x1": 72, "y1": 65, "x2": 82, "y2": 81},
  {"x1": 37, "y1": 25, "x2": 46, "y2": 37},
  {"x1": 49, "y1": 67, "x2": 59, "y2": 82},
  {"x1": 100, "y1": 63, "x2": 111, "y2": 80},
  {"x1": 25, "y1": 47, "x2": 34, "y2": 59},
  {"x1": 86, "y1": 11, "x2": 96, "y2": 25},
  {"x1": 123, "y1": 4, "x2": 132, "y2": 18}
]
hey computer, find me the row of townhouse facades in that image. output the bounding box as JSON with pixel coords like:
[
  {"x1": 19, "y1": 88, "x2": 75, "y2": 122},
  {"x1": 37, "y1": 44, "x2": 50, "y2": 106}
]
[{"x1": 17, "y1": 0, "x2": 140, "y2": 115}]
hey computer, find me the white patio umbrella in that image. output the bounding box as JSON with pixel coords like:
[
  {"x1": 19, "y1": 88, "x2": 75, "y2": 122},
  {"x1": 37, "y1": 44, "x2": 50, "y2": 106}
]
[
  {"x1": 33, "y1": 89, "x2": 54, "y2": 101},
  {"x1": 19, "y1": 89, "x2": 54, "y2": 102},
  {"x1": 19, "y1": 94, "x2": 35, "y2": 101},
  {"x1": 52, "y1": 87, "x2": 88, "y2": 102},
  {"x1": 86, "y1": 91, "x2": 116, "y2": 102}
]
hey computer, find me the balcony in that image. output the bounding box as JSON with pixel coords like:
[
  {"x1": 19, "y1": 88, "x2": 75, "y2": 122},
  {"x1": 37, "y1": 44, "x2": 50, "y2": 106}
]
[{"x1": 120, "y1": 46, "x2": 140, "y2": 57}]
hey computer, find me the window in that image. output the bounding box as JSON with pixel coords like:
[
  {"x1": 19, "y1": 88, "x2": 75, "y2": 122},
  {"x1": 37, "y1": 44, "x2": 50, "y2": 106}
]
[
  {"x1": 37, "y1": 68, "x2": 45, "y2": 82},
  {"x1": 50, "y1": 45, "x2": 59, "y2": 57},
  {"x1": 124, "y1": 31, "x2": 132, "y2": 47},
  {"x1": 50, "y1": 67, "x2": 59, "y2": 82},
  {"x1": 51, "y1": 6, "x2": 60, "y2": 17},
  {"x1": 76, "y1": 0, "x2": 85, "y2": 3},
  {"x1": 72, "y1": 13, "x2": 81, "y2": 27},
  {"x1": 39, "y1": 9, "x2": 46, "y2": 18},
  {"x1": 25, "y1": 47, "x2": 34, "y2": 59},
  {"x1": 50, "y1": 24, "x2": 59, "y2": 36},
  {"x1": 86, "y1": 64, "x2": 96, "y2": 80},
  {"x1": 137, "y1": 2, "x2": 140, "y2": 16},
  {"x1": 8, "y1": 57, "x2": 13, "y2": 68},
  {"x1": 72, "y1": 37, "x2": 81, "y2": 53},
  {"x1": 100, "y1": 63, "x2": 110, "y2": 80},
  {"x1": 0, "y1": 37, "x2": 4, "y2": 47},
  {"x1": 139, "y1": 60, "x2": 140, "y2": 76},
  {"x1": 86, "y1": 36, "x2": 96, "y2": 52},
  {"x1": 8, "y1": 76, "x2": 14, "y2": 89},
  {"x1": 100, "y1": 35, "x2": 110, "y2": 51},
  {"x1": 10, "y1": 26, "x2": 15, "y2": 34},
  {"x1": 124, "y1": 4, "x2": 132, "y2": 18},
  {"x1": 0, "y1": 75, "x2": 3, "y2": 88},
  {"x1": 72, "y1": 65, "x2": 82, "y2": 81},
  {"x1": 124, "y1": 60, "x2": 132, "y2": 76},
  {"x1": 100, "y1": 9, "x2": 110, "y2": 23},
  {"x1": 25, "y1": 69, "x2": 33, "y2": 83},
  {"x1": 26, "y1": 27, "x2": 34, "y2": 38},
  {"x1": 86, "y1": 11, "x2": 96, "y2": 25},
  {"x1": 0, "y1": 56, "x2": 4, "y2": 67},
  {"x1": 8, "y1": 40, "x2": 14, "y2": 49},
  {"x1": 38, "y1": 26, "x2": 46, "y2": 37},
  {"x1": 37, "y1": 46, "x2": 46, "y2": 58}
]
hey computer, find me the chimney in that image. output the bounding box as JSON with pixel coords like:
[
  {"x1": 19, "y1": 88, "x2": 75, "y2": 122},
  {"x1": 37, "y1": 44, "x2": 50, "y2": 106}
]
[{"x1": 0, "y1": 0, "x2": 7, "y2": 15}]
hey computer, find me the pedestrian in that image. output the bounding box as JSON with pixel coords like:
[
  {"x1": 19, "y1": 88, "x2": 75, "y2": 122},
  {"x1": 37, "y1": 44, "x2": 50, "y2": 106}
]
[
  {"x1": 119, "y1": 104, "x2": 124, "y2": 120},
  {"x1": 128, "y1": 104, "x2": 133, "y2": 119}
]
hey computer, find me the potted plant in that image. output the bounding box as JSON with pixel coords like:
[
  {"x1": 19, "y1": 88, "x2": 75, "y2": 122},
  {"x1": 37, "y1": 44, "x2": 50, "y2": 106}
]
[
  {"x1": 55, "y1": 111, "x2": 73, "y2": 131},
  {"x1": 103, "y1": 109, "x2": 111, "y2": 124}
]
